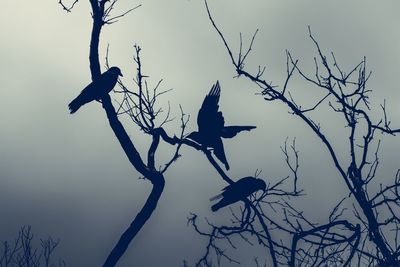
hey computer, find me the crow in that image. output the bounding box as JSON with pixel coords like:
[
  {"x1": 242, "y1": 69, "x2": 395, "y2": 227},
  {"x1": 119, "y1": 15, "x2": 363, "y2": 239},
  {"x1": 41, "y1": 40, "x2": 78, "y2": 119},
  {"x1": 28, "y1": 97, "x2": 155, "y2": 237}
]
[
  {"x1": 210, "y1": 177, "x2": 266, "y2": 212},
  {"x1": 187, "y1": 81, "x2": 256, "y2": 170},
  {"x1": 68, "y1": 66, "x2": 123, "y2": 114}
]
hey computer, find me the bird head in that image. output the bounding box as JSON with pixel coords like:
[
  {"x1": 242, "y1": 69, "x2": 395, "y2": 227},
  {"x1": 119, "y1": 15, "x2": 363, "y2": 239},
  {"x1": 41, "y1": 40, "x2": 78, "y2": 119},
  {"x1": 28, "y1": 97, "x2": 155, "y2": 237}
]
[{"x1": 108, "y1": 66, "x2": 123, "y2": 77}]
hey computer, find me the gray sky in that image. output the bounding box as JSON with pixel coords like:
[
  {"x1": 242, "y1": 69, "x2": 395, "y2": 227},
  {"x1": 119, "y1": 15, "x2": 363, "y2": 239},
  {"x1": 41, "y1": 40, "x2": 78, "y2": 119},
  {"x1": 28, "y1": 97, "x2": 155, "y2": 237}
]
[{"x1": 1, "y1": 0, "x2": 400, "y2": 266}]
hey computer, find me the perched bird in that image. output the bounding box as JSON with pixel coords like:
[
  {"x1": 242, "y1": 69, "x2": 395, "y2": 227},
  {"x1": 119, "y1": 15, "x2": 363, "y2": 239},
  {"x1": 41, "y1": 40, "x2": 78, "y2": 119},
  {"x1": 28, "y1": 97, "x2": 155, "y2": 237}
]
[
  {"x1": 187, "y1": 81, "x2": 256, "y2": 170},
  {"x1": 68, "y1": 66, "x2": 123, "y2": 114},
  {"x1": 210, "y1": 177, "x2": 266, "y2": 212}
]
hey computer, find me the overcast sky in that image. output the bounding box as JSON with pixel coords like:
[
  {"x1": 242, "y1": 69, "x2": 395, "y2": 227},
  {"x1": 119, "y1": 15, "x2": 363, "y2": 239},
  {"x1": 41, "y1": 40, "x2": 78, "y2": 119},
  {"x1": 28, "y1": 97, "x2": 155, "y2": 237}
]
[{"x1": 1, "y1": 0, "x2": 400, "y2": 266}]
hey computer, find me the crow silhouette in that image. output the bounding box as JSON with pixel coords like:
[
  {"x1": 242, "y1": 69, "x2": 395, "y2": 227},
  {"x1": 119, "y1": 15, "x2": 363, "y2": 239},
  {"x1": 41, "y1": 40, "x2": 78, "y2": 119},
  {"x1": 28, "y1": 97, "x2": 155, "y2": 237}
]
[
  {"x1": 210, "y1": 177, "x2": 266, "y2": 212},
  {"x1": 68, "y1": 66, "x2": 123, "y2": 114},
  {"x1": 187, "y1": 81, "x2": 256, "y2": 170}
]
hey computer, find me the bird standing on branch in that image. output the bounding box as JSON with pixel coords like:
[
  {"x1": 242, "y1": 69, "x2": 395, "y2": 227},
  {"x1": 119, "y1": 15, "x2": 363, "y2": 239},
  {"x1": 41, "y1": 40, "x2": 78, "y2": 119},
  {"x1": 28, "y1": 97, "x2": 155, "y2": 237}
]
[
  {"x1": 210, "y1": 177, "x2": 266, "y2": 212},
  {"x1": 187, "y1": 81, "x2": 256, "y2": 170},
  {"x1": 68, "y1": 66, "x2": 123, "y2": 114}
]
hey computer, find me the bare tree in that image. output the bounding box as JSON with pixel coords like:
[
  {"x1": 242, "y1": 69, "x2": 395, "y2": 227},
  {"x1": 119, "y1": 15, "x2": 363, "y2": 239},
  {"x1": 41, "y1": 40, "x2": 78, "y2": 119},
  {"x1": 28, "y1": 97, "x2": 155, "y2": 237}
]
[
  {"x1": 58, "y1": 1, "x2": 400, "y2": 266},
  {"x1": 0, "y1": 226, "x2": 66, "y2": 267},
  {"x1": 59, "y1": 1, "x2": 257, "y2": 267},
  {"x1": 59, "y1": 1, "x2": 183, "y2": 266},
  {"x1": 189, "y1": 1, "x2": 400, "y2": 266}
]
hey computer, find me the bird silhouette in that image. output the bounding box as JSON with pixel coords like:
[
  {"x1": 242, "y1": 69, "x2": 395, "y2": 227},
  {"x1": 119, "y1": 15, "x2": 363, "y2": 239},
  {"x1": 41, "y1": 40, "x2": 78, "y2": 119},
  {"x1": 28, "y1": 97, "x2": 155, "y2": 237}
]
[
  {"x1": 187, "y1": 81, "x2": 256, "y2": 170},
  {"x1": 68, "y1": 66, "x2": 123, "y2": 114},
  {"x1": 210, "y1": 177, "x2": 266, "y2": 212}
]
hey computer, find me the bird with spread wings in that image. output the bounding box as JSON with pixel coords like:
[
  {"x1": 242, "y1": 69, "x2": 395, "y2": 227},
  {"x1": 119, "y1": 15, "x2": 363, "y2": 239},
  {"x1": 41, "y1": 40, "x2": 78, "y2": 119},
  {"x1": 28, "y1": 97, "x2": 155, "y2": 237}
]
[
  {"x1": 68, "y1": 66, "x2": 123, "y2": 114},
  {"x1": 210, "y1": 176, "x2": 266, "y2": 212},
  {"x1": 187, "y1": 81, "x2": 256, "y2": 170}
]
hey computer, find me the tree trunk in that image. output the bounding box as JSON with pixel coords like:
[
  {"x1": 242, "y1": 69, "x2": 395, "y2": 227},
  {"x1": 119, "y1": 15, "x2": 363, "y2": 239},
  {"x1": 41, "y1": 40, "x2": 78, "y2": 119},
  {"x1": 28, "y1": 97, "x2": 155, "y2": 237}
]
[{"x1": 85, "y1": 3, "x2": 167, "y2": 266}]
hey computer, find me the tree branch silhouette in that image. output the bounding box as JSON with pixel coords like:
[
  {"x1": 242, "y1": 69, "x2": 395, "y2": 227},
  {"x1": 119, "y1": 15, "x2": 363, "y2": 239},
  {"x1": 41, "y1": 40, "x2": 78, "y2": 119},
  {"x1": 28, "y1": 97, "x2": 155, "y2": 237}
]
[
  {"x1": 0, "y1": 226, "x2": 66, "y2": 267},
  {"x1": 85, "y1": 3, "x2": 166, "y2": 266},
  {"x1": 59, "y1": 1, "x2": 185, "y2": 267},
  {"x1": 58, "y1": 0, "x2": 78, "y2": 12},
  {"x1": 59, "y1": 1, "x2": 400, "y2": 266},
  {"x1": 186, "y1": 138, "x2": 357, "y2": 267},
  {"x1": 61, "y1": 2, "x2": 250, "y2": 267},
  {"x1": 203, "y1": 0, "x2": 400, "y2": 266}
]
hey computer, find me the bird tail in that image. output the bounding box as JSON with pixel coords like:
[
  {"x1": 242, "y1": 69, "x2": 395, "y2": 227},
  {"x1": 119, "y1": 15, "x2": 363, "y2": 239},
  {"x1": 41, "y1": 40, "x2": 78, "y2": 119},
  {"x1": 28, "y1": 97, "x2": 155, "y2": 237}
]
[
  {"x1": 209, "y1": 193, "x2": 223, "y2": 202},
  {"x1": 224, "y1": 162, "x2": 230, "y2": 171},
  {"x1": 213, "y1": 138, "x2": 230, "y2": 171},
  {"x1": 68, "y1": 96, "x2": 83, "y2": 114},
  {"x1": 211, "y1": 202, "x2": 223, "y2": 212}
]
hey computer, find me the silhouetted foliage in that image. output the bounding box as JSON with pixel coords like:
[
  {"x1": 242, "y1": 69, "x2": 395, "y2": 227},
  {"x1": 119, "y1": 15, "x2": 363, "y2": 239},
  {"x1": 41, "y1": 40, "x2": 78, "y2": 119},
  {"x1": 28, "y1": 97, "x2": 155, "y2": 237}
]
[{"x1": 0, "y1": 226, "x2": 66, "y2": 267}]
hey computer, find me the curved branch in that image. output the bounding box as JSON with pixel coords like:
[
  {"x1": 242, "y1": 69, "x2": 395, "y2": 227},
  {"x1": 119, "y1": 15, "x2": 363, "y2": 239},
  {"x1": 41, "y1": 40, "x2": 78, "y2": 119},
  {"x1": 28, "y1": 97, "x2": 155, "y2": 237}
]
[
  {"x1": 102, "y1": 175, "x2": 165, "y2": 267},
  {"x1": 84, "y1": 2, "x2": 166, "y2": 267}
]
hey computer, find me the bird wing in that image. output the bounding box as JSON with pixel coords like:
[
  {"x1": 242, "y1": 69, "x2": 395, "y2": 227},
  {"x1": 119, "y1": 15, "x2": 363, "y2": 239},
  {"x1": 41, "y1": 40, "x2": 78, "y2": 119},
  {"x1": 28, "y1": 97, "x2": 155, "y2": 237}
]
[
  {"x1": 212, "y1": 180, "x2": 247, "y2": 211},
  {"x1": 211, "y1": 177, "x2": 263, "y2": 212},
  {"x1": 220, "y1": 126, "x2": 256, "y2": 138},
  {"x1": 234, "y1": 176, "x2": 257, "y2": 186},
  {"x1": 76, "y1": 71, "x2": 115, "y2": 98},
  {"x1": 69, "y1": 69, "x2": 119, "y2": 114},
  {"x1": 78, "y1": 80, "x2": 97, "y2": 97},
  {"x1": 197, "y1": 81, "x2": 223, "y2": 135},
  {"x1": 221, "y1": 184, "x2": 231, "y2": 192},
  {"x1": 68, "y1": 80, "x2": 98, "y2": 113},
  {"x1": 210, "y1": 182, "x2": 232, "y2": 204},
  {"x1": 95, "y1": 71, "x2": 119, "y2": 96},
  {"x1": 233, "y1": 177, "x2": 263, "y2": 197}
]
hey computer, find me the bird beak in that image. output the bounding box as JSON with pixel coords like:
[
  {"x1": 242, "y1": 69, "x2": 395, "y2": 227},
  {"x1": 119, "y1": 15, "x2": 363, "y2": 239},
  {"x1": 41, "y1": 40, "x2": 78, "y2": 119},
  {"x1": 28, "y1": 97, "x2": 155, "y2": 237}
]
[{"x1": 120, "y1": 72, "x2": 123, "y2": 77}]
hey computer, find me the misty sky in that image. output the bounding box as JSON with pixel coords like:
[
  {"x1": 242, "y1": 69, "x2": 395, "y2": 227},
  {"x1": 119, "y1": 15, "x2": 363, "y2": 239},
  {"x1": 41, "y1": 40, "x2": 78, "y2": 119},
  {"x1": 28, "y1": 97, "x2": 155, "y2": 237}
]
[{"x1": 1, "y1": 0, "x2": 400, "y2": 266}]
